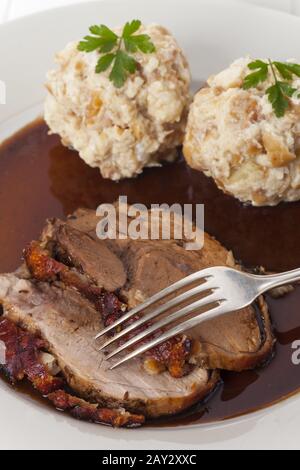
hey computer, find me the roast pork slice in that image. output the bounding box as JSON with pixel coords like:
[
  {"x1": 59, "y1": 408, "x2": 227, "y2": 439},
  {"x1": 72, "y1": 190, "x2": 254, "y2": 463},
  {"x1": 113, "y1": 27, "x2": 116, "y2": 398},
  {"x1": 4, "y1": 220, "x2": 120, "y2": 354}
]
[
  {"x1": 0, "y1": 274, "x2": 218, "y2": 418},
  {"x1": 63, "y1": 208, "x2": 275, "y2": 372}
]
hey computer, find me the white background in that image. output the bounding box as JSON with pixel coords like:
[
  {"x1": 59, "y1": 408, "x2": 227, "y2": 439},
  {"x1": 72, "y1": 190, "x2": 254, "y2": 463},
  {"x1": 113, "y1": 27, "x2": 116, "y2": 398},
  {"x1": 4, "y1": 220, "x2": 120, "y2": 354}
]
[{"x1": 0, "y1": 0, "x2": 300, "y2": 23}]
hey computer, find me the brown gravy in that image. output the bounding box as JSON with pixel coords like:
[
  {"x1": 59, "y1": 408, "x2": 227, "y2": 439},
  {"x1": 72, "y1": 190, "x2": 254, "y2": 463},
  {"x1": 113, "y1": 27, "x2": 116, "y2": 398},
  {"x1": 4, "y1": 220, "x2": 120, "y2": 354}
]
[{"x1": 1, "y1": 119, "x2": 300, "y2": 427}]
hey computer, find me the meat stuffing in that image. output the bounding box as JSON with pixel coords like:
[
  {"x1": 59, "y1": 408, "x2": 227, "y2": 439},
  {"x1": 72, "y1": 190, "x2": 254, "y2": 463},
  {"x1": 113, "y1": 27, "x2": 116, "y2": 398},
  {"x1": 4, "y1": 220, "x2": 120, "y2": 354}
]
[
  {"x1": 183, "y1": 57, "x2": 300, "y2": 206},
  {"x1": 0, "y1": 207, "x2": 275, "y2": 426},
  {"x1": 24, "y1": 241, "x2": 191, "y2": 378},
  {"x1": 0, "y1": 274, "x2": 219, "y2": 419}
]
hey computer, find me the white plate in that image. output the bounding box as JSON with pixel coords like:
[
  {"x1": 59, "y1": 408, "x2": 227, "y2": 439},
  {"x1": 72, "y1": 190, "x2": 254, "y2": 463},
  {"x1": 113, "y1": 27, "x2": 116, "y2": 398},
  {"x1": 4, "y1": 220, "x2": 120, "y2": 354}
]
[{"x1": 1, "y1": 0, "x2": 300, "y2": 450}]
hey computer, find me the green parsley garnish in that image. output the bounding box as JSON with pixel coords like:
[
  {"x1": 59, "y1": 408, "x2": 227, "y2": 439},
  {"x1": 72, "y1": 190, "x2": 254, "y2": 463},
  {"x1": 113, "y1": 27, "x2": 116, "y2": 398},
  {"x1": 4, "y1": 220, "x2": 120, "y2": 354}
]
[
  {"x1": 243, "y1": 59, "x2": 300, "y2": 118},
  {"x1": 78, "y1": 20, "x2": 156, "y2": 88}
]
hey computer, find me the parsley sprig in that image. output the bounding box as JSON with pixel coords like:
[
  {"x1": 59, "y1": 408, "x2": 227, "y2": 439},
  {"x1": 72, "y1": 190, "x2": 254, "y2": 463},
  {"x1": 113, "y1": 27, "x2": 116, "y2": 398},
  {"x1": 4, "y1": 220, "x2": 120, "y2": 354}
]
[
  {"x1": 78, "y1": 20, "x2": 156, "y2": 88},
  {"x1": 243, "y1": 59, "x2": 300, "y2": 118}
]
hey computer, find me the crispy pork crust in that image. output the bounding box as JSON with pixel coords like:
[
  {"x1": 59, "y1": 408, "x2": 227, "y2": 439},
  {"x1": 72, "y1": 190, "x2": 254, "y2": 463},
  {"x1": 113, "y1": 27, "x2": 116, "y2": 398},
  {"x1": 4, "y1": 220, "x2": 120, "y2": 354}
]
[{"x1": 47, "y1": 390, "x2": 145, "y2": 427}]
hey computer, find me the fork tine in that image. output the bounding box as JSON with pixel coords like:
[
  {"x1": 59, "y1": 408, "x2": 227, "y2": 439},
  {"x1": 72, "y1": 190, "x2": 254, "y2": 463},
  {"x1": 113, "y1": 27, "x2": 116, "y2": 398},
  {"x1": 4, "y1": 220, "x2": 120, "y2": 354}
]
[
  {"x1": 99, "y1": 278, "x2": 216, "y2": 351},
  {"x1": 95, "y1": 267, "x2": 214, "y2": 340},
  {"x1": 105, "y1": 289, "x2": 221, "y2": 361},
  {"x1": 109, "y1": 303, "x2": 227, "y2": 370}
]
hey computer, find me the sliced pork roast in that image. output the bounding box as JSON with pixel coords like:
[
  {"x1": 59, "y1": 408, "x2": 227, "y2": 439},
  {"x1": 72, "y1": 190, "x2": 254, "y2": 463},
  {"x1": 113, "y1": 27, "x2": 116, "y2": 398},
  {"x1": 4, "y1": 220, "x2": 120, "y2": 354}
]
[{"x1": 0, "y1": 207, "x2": 275, "y2": 426}]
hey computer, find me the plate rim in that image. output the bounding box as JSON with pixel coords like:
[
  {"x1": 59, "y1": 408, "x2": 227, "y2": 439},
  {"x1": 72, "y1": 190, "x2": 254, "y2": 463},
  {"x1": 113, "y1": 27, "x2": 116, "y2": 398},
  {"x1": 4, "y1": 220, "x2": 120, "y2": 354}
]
[{"x1": 1, "y1": 0, "x2": 300, "y2": 450}]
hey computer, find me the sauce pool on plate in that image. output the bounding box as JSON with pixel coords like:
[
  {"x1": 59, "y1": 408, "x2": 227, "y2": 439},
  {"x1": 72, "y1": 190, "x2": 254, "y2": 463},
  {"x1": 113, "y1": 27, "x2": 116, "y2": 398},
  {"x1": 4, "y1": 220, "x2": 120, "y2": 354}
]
[{"x1": 1, "y1": 119, "x2": 300, "y2": 426}]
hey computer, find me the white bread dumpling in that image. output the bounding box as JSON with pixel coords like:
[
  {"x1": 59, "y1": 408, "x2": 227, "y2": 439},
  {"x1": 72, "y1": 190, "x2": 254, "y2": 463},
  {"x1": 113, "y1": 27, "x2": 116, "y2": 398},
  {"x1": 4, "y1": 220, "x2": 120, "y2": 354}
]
[{"x1": 184, "y1": 57, "x2": 300, "y2": 206}]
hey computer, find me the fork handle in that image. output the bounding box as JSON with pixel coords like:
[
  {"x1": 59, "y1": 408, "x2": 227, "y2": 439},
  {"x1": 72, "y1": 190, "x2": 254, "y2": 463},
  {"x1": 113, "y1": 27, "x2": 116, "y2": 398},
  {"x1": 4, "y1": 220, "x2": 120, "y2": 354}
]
[{"x1": 256, "y1": 268, "x2": 300, "y2": 294}]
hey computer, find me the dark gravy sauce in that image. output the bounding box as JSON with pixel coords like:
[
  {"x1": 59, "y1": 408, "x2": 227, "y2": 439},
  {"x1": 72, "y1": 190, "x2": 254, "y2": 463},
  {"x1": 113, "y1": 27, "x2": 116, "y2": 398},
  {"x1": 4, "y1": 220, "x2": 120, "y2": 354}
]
[{"x1": 1, "y1": 119, "x2": 300, "y2": 427}]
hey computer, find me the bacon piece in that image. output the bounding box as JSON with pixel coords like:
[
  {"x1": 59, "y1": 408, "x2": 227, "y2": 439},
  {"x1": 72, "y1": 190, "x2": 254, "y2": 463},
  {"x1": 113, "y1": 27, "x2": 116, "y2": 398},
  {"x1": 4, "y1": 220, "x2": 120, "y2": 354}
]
[
  {"x1": 0, "y1": 318, "x2": 145, "y2": 428},
  {"x1": 48, "y1": 390, "x2": 145, "y2": 428}
]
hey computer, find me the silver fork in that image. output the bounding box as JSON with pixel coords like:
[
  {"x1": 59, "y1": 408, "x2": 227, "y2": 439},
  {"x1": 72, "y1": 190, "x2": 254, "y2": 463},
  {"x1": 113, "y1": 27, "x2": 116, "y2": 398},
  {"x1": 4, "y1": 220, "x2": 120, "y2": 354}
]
[{"x1": 95, "y1": 266, "x2": 300, "y2": 370}]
